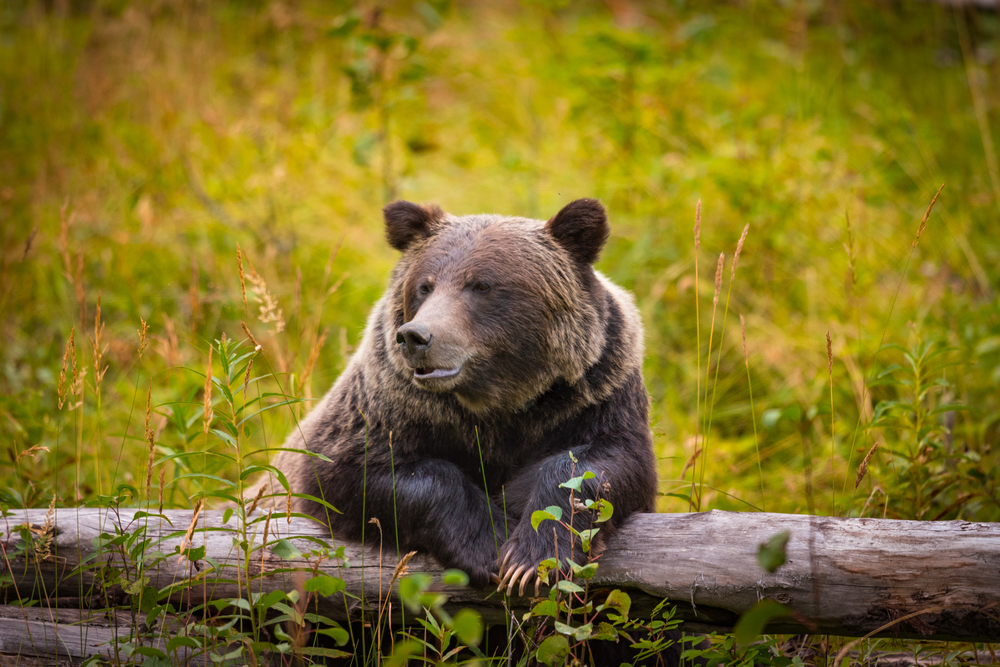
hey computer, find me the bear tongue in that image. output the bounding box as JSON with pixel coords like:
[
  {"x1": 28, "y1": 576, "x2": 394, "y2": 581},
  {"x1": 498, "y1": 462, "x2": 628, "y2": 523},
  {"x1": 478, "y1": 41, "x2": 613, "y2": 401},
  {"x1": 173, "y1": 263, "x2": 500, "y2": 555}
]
[{"x1": 414, "y1": 367, "x2": 460, "y2": 379}]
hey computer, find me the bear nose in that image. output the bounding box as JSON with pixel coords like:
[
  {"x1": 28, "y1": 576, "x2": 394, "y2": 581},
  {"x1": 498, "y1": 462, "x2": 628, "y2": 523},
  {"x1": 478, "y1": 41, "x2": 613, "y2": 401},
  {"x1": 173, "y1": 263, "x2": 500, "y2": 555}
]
[{"x1": 396, "y1": 323, "x2": 433, "y2": 355}]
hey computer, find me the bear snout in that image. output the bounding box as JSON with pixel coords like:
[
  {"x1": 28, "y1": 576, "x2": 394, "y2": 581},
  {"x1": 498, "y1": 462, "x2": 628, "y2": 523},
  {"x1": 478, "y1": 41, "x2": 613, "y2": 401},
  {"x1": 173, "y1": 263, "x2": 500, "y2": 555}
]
[{"x1": 396, "y1": 322, "x2": 433, "y2": 355}]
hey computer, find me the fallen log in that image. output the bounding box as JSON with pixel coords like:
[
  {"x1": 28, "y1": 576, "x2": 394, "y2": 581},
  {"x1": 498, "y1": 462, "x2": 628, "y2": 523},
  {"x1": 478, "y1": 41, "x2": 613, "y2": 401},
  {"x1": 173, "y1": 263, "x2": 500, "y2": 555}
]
[{"x1": 1, "y1": 508, "x2": 997, "y2": 649}]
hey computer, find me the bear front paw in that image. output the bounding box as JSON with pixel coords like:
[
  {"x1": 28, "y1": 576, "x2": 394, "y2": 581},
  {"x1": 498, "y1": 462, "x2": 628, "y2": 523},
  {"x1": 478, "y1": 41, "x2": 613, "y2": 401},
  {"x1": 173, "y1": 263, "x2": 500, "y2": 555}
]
[{"x1": 496, "y1": 526, "x2": 579, "y2": 597}]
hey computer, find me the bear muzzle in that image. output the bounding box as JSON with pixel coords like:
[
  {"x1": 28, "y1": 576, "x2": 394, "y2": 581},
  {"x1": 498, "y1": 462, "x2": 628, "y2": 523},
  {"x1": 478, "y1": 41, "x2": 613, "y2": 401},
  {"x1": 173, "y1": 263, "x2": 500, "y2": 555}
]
[{"x1": 396, "y1": 321, "x2": 466, "y2": 385}]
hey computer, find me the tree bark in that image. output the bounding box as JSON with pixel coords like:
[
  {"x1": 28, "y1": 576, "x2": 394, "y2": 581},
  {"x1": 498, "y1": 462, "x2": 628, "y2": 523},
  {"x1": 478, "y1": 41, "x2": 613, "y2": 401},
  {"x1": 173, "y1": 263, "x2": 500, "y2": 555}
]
[{"x1": 1, "y1": 508, "x2": 997, "y2": 653}]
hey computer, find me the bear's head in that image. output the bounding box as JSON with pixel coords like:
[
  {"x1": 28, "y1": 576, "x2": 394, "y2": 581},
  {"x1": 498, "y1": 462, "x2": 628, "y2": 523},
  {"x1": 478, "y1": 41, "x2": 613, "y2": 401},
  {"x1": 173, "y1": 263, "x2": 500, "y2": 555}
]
[{"x1": 381, "y1": 199, "x2": 616, "y2": 414}]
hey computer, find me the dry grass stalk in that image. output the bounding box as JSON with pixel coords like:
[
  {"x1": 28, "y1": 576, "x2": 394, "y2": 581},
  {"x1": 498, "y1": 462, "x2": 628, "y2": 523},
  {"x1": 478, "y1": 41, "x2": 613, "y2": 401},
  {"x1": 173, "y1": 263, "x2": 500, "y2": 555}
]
[
  {"x1": 59, "y1": 200, "x2": 86, "y2": 327},
  {"x1": 740, "y1": 314, "x2": 748, "y2": 364},
  {"x1": 286, "y1": 490, "x2": 292, "y2": 523},
  {"x1": 246, "y1": 262, "x2": 285, "y2": 334},
  {"x1": 713, "y1": 252, "x2": 724, "y2": 307},
  {"x1": 826, "y1": 331, "x2": 833, "y2": 375},
  {"x1": 694, "y1": 199, "x2": 701, "y2": 249},
  {"x1": 294, "y1": 266, "x2": 302, "y2": 320},
  {"x1": 262, "y1": 509, "x2": 272, "y2": 547},
  {"x1": 237, "y1": 242, "x2": 247, "y2": 311},
  {"x1": 327, "y1": 270, "x2": 349, "y2": 297},
  {"x1": 242, "y1": 356, "x2": 254, "y2": 396},
  {"x1": 913, "y1": 183, "x2": 945, "y2": 247},
  {"x1": 58, "y1": 199, "x2": 74, "y2": 280},
  {"x1": 680, "y1": 441, "x2": 703, "y2": 480},
  {"x1": 145, "y1": 381, "x2": 156, "y2": 503},
  {"x1": 203, "y1": 345, "x2": 214, "y2": 435},
  {"x1": 137, "y1": 318, "x2": 149, "y2": 360},
  {"x1": 299, "y1": 327, "x2": 329, "y2": 395},
  {"x1": 247, "y1": 483, "x2": 267, "y2": 516},
  {"x1": 88, "y1": 293, "x2": 108, "y2": 391},
  {"x1": 241, "y1": 321, "x2": 262, "y2": 352},
  {"x1": 33, "y1": 495, "x2": 58, "y2": 562},
  {"x1": 158, "y1": 468, "x2": 165, "y2": 514},
  {"x1": 177, "y1": 499, "x2": 204, "y2": 564},
  {"x1": 157, "y1": 314, "x2": 179, "y2": 367},
  {"x1": 74, "y1": 253, "x2": 86, "y2": 329},
  {"x1": 58, "y1": 327, "x2": 76, "y2": 410},
  {"x1": 16, "y1": 444, "x2": 49, "y2": 463},
  {"x1": 856, "y1": 441, "x2": 879, "y2": 489},
  {"x1": 731, "y1": 224, "x2": 749, "y2": 280},
  {"x1": 691, "y1": 200, "x2": 701, "y2": 512},
  {"x1": 843, "y1": 211, "x2": 857, "y2": 295},
  {"x1": 189, "y1": 257, "x2": 201, "y2": 328}
]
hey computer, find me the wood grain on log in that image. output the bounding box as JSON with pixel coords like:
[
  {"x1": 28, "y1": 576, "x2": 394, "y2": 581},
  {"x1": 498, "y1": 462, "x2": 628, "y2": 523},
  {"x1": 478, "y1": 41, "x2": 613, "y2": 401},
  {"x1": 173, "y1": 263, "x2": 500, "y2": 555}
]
[{"x1": 2, "y1": 509, "x2": 997, "y2": 644}]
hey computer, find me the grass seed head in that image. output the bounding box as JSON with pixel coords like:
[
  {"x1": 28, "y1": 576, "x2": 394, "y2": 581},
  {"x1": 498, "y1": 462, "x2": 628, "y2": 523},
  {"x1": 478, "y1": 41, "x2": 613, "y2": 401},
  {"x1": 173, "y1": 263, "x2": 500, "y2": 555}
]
[
  {"x1": 713, "y1": 252, "x2": 725, "y2": 307},
  {"x1": 731, "y1": 224, "x2": 749, "y2": 280},
  {"x1": 241, "y1": 321, "x2": 262, "y2": 352},
  {"x1": 856, "y1": 441, "x2": 880, "y2": 489},
  {"x1": 300, "y1": 328, "x2": 329, "y2": 394},
  {"x1": 90, "y1": 292, "x2": 108, "y2": 389},
  {"x1": 826, "y1": 331, "x2": 833, "y2": 375},
  {"x1": 177, "y1": 499, "x2": 204, "y2": 564},
  {"x1": 58, "y1": 327, "x2": 75, "y2": 410},
  {"x1": 913, "y1": 183, "x2": 945, "y2": 247},
  {"x1": 694, "y1": 199, "x2": 701, "y2": 249},
  {"x1": 137, "y1": 318, "x2": 149, "y2": 360},
  {"x1": 237, "y1": 242, "x2": 247, "y2": 311},
  {"x1": 247, "y1": 483, "x2": 267, "y2": 516},
  {"x1": 242, "y1": 356, "x2": 254, "y2": 396},
  {"x1": 246, "y1": 262, "x2": 285, "y2": 334}
]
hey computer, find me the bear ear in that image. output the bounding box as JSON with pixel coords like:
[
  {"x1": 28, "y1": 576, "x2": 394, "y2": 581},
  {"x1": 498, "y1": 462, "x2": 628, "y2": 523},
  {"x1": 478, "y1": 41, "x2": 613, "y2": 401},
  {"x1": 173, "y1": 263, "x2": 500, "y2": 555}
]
[
  {"x1": 545, "y1": 198, "x2": 610, "y2": 265},
  {"x1": 383, "y1": 201, "x2": 444, "y2": 251}
]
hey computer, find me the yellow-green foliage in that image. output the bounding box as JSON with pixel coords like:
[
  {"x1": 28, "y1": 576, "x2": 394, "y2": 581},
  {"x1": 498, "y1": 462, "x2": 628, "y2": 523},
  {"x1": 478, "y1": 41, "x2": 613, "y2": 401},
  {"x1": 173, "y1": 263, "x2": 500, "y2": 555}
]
[{"x1": 1, "y1": 1, "x2": 997, "y2": 524}]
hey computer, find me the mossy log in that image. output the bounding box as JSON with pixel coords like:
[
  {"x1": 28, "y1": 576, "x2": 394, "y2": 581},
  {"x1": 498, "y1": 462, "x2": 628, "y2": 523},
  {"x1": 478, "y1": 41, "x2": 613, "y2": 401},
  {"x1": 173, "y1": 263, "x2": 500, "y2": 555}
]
[{"x1": 1, "y1": 508, "x2": 998, "y2": 663}]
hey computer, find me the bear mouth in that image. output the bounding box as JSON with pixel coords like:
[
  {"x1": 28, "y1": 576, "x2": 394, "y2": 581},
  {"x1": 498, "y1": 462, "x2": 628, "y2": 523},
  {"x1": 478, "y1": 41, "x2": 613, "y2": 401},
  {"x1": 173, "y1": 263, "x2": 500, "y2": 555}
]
[{"x1": 413, "y1": 366, "x2": 461, "y2": 380}]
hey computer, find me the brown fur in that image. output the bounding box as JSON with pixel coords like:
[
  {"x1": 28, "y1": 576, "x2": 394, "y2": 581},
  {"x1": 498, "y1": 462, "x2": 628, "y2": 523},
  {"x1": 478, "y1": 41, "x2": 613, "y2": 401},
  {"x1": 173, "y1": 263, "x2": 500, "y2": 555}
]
[{"x1": 248, "y1": 199, "x2": 656, "y2": 590}]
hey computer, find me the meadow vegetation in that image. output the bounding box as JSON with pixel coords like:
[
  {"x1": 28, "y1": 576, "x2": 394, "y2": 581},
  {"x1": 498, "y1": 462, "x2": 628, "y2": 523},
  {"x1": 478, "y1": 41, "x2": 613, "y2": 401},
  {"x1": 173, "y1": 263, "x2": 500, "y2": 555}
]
[{"x1": 1, "y1": 0, "x2": 998, "y2": 664}]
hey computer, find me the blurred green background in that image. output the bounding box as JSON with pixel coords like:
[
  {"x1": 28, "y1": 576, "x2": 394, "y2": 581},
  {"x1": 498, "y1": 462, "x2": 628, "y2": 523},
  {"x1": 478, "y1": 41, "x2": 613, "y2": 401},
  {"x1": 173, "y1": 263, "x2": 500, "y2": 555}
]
[{"x1": 1, "y1": 0, "x2": 998, "y2": 523}]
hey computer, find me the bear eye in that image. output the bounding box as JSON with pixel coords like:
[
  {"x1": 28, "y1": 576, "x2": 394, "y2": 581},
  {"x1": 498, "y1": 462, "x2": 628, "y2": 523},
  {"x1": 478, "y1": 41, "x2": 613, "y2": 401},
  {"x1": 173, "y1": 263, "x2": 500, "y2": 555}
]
[
  {"x1": 472, "y1": 282, "x2": 491, "y2": 293},
  {"x1": 418, "y1": 283, "x2": 433, "y2": 295}
]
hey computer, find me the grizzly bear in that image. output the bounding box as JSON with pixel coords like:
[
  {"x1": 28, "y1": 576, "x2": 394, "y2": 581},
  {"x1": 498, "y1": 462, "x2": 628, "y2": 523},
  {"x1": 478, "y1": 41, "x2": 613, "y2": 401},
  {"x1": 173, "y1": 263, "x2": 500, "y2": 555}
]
[{"x1": 261, "y1": 198, "x2": 657, "y2": 593}]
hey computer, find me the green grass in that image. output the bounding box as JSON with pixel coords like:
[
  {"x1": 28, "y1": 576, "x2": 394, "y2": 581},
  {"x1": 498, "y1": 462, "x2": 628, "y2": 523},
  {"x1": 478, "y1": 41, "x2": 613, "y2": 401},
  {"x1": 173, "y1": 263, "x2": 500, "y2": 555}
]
[{"x1": 1, "y1": 0, "x2": 999, "y2": 663}]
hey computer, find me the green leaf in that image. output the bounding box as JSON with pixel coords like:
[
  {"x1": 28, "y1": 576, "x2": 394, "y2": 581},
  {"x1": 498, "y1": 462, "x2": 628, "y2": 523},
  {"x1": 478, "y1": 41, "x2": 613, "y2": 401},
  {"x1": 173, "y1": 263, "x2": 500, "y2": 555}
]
[
  {"x1": 531, "y1": 505, "x2": 563, "y2": 531},
  {"x1": 535, "y1": 635, "x2": 569, "y2": 666},
  {"x1": 757, "y1": 530, "x2": 790, "y2": 573},
  {"x1": 451, "y1": 608, "x2": 483, "y2": 646},
  {"x1": 559, "y1": 470, "x2": 596, "y2": 491},
  {"x1": 297, "y1": 647, "x2": 353, "y2": 659},
  {"x1": 592, "y1": 621, "x2": 619, "y2": 640},
  {"x1": 166, "y1": 636, "x2": 200, "y2": 653},
  {"x1": 441, "y1": 569, "x2": 469, "y2": 586},
  {"x1": 530, "y1": 599, "x2": 558, "y2": 618},
  {"x1": 555, "y1": 579, "x2": 584, "y2": 594},
  {"x1": 734, "y1": 599, "x2": 790, "y2": 646},
  {"x1": 122, "y1": 574, "x2": 149, "y2": 596},
  {"x1": 593, "y1": 498, "x2": 614, "y2": 523},
  {"x1": 315, "y1": 626, "x2": 350, "y2": 645},
  {"x1": 600, "y1": 589, "x2": 631, "y2": 619},
  {"x1": 270, "y1": 539, "x2": 303, "y2": 561},
  {"x1": 579, "y1": 528, "x2": 600, "y2": 553},
  {"x1": 761, "y1": 408, "x2": 782, "y2": 429},
  {"x1": 222, "y1": 508, "x2": 233, "y2": 524},
  {"x1": 304, "y1": 574, "x2": 346, "y2": 596},
  {"x1": 138, "y1": 585, "x2": 159, "y2": 613}
]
